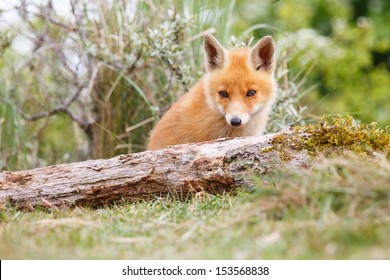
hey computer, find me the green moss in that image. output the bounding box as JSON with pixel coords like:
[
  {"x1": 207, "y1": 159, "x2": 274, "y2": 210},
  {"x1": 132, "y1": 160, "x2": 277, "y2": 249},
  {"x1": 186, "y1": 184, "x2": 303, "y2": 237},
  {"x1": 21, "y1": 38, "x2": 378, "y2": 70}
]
[{"x1": 270, "y1": 116, "x2": 390, "y2": 158}]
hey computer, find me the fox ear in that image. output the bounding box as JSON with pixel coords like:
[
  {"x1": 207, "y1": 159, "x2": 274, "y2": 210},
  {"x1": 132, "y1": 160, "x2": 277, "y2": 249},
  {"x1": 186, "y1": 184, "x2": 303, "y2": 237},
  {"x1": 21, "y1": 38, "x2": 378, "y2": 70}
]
[
  {"x1": 249, "y1": 36, "x2": 275, "y2": 73},
  {"x1": 204, "y1": 34, "x2": 228, "y2": 72}
]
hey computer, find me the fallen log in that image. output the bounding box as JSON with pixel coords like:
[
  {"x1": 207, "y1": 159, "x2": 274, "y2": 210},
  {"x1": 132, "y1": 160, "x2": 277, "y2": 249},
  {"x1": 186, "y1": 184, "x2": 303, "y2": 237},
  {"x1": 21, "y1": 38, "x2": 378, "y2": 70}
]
[
  {"x1": 0, "y1": 131, "x2": 310, "y2": 210},
  {"x1": 2, "y1": 116, "x2": 387, "y2": 211}
]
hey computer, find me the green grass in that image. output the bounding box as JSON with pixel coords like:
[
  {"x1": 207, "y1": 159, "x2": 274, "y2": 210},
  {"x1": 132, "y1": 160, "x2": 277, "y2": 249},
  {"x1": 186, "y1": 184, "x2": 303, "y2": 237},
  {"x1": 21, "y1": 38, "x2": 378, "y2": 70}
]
[{"x1": 1, "y1": 156, "x2": 389, "y2": 259}]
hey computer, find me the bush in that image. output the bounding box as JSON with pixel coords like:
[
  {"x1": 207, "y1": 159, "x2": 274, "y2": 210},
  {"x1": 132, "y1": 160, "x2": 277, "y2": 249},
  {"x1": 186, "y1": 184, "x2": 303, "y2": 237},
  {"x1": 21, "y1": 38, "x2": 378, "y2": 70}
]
[{"x1": 0, "y1": 0, "x2": 308, "y2": 170}]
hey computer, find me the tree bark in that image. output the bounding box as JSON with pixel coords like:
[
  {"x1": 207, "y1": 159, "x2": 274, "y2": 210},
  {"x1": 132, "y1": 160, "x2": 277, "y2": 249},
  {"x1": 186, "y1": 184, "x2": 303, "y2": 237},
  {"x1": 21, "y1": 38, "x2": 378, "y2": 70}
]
[{"x1": 0, "y1": 132, "x2": 309, "y2": 210}]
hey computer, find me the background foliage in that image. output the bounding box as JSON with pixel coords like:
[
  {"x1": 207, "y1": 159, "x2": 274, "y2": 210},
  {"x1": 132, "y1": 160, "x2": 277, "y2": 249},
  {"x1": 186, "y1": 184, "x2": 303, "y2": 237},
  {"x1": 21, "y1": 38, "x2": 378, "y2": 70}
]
[{"x1": 0, "y1": 0, "x2": 389, "y2": 170}]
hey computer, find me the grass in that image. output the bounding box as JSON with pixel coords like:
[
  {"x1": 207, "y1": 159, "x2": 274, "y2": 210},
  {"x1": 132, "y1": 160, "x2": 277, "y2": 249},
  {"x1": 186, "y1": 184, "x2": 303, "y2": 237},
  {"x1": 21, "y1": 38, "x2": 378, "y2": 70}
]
[
  {"x1": 1, "y1": 156, "x2": 389, "y2": 259},
  {"x1": 0, "y1": 80, "x2": 32, "y2": 171}
]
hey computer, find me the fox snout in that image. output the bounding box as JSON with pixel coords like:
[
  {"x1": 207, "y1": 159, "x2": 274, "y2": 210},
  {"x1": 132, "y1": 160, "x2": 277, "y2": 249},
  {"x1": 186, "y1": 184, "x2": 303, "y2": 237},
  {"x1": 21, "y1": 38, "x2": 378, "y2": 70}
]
[{"x1": 225, "y1": 109, "x2": 251, "y2": 128}]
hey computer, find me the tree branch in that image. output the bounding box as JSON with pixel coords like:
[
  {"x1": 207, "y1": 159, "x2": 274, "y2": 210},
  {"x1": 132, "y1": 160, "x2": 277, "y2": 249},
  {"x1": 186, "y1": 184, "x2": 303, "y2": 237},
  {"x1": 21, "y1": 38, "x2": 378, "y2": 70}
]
[{"x1": 19, "y1": 85, "x2": 93, "y2": 133}]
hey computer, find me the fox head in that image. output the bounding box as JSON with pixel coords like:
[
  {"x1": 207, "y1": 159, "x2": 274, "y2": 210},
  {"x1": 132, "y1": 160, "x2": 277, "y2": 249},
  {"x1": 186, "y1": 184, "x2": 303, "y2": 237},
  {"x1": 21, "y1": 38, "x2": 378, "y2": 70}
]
[{"x1": 203, "y1": 34, "x2": 277, "y2": 128}]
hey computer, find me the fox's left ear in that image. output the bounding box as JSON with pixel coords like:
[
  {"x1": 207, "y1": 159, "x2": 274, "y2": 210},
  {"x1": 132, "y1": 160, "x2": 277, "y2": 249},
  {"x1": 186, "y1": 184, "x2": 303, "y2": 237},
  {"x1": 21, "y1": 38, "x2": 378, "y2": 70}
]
[{"x1": 249, "y1": 36, "x2": 275, "y2": 74}]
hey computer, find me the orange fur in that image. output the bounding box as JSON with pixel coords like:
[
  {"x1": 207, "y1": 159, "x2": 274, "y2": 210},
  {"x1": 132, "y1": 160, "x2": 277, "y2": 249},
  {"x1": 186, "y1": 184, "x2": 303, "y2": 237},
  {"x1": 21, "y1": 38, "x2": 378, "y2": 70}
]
[{"x1": 147, "y1": 35, "x2": 277, "y2": 150}]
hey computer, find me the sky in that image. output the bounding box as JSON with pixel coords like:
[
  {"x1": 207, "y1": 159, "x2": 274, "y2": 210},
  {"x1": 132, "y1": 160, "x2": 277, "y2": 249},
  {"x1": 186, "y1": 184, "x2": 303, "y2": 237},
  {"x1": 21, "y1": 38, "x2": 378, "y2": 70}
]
[
  {"x1": 0, "y1": 0, "x2": 71, "y2": 26},
  {"x1": 0, "y1": 0, "x2": 72, "y2": 53}
]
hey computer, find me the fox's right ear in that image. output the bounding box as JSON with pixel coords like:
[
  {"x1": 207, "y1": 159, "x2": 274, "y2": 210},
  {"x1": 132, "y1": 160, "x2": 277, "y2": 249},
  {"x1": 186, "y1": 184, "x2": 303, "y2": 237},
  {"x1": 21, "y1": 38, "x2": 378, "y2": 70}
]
[{"x1": 204, "y1": 34, "x2": 228, "y2": 72}]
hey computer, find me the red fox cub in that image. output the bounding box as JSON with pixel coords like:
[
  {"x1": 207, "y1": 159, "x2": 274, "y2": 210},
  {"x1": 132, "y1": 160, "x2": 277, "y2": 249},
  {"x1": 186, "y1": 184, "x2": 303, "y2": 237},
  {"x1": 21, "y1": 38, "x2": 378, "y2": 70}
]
[{"x1": 147, "y1": 34, "x2": 277, "y2": 150}]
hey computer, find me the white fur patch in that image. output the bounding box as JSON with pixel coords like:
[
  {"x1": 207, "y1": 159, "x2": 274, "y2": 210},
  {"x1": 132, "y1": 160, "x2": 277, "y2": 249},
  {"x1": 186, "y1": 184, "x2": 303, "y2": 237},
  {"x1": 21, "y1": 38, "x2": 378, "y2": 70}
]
[
  {"x1": 251, "y1": 103, "x2": 264, "y2": 114},
  {"x1": 240, "y1": 113, "x2": 250, "y2": 125},
  {"x1": 203, "y1": 75, "x2": 217, "y2": 111},
  {"x1": 217, "y1": 104, "x2": 224, "y2": 115},
  {"x1": 224, "y1": 113, "x2": 233, "y2": 125}
]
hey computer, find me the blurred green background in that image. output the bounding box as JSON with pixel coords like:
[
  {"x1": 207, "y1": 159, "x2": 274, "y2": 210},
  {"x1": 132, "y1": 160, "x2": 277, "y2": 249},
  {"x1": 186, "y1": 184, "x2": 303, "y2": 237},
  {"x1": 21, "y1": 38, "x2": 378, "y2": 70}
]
[{"x1": 0, "y1": 0, "x2": 389, "y2": 171}]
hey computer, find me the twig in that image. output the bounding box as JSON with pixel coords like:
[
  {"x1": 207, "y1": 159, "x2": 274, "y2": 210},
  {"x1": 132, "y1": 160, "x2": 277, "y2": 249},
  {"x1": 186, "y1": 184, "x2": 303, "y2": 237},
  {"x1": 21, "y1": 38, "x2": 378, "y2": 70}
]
[
  {"x1": 282, "y1": 51, "x2": 289, "y2": 94},
  {"x1": 125, "y1": 117, "x2": 155, "y2": 133},
  {"x1": 187, "y1": 28, "x2": 216, "y2": 42}
]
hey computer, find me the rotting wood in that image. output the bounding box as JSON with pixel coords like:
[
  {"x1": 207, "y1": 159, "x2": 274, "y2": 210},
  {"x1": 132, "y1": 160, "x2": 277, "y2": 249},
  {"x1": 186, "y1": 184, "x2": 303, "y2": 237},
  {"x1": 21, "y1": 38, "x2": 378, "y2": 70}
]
[{"x1": 0, "y1": 131, "x2": 310, "y2": 210}]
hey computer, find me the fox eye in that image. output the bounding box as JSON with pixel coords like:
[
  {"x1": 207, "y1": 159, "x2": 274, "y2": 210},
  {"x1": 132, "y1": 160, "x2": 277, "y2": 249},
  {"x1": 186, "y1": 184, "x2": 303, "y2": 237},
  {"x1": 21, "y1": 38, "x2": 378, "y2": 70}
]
[
  {"x1": 218, "y1": 91, "x2": 229, "y2": 98},
  {"x1": 246, "y1": 90, "x2": 257, "y2": 97}
]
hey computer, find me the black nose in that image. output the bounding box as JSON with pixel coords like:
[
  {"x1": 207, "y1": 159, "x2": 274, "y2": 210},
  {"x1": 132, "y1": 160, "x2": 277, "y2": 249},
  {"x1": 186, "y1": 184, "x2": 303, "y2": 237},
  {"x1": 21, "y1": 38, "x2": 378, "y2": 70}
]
[{"x1": 230, "y1": 117, "x2": 242, "y2": 127}]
